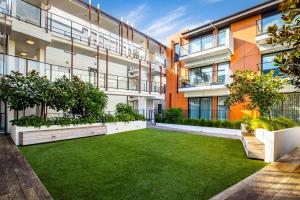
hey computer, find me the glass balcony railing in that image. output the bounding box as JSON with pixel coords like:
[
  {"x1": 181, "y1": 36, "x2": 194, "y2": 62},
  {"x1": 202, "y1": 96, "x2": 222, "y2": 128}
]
[
  {"x1": 180, "y1": 30, "x2": 231, "y2": 57},
  {"x1": 179, "y1": 70, "x2": 227, "y2": 88},
  {"x1": 0, "y1": 53, "x2": 165, "y2": 94},
  {"x1": 0, "y1": 0, "x2": 167, "y2": 67}
]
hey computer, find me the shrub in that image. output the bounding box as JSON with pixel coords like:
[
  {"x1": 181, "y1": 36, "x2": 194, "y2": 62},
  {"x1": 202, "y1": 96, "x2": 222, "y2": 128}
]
[
  {"x1": 164, "y1": 108, "x2": 183, "y2": 123},
  {"x1": 246, "y1": 117, "x2": 297, "y2": 132},
  {"x1": 12, "y1": 115, "x2": 97, "y2": 128}
]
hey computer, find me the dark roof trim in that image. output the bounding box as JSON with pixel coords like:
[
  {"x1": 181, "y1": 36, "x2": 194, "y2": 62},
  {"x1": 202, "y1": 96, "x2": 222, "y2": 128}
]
[
  {"x1": 182, "y1": 0, "x2": 281, "y2": 38},
  {"x1": 74, "y1": 0, "x2": 166, "y2": 48}
]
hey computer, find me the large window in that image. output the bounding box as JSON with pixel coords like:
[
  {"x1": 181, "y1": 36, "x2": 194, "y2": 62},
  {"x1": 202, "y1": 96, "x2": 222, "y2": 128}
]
[
  {"x1": 262, "y1": 53, "x2": 285, "y2": 77},
  {"x1": 217, "y1": 96, "x2": 229, "y2": 120},
  {"x1": 261, "y1": 13, "x2": 283, "y2": 34},
  {"x1": 218, "y1": 30, "x2": 227, "y2": 46},
  {"x1": 217, "y1": 62, "x2": 229, "y2": 84},
  {"x1": 188, "y1": 97, "x2": 212, "y2": 120},
  {"x1": 189, "y1": 66, "x2": 213, "y2": 86}
]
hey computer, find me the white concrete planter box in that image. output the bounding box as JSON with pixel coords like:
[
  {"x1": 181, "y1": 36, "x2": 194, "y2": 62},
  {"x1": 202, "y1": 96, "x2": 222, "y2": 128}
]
[
  {"x1": 156, "y1": 123, "x2": 241, "y2": 137},
  {"x1": 254, "y1": 127, "x2": 300, "y2": 163},
  {"x1": 106, "y1": 121, "x2": 146, "y2": 135},
  {"x1": 11, "y1": 123, "x2": 106, "y2": 146}
]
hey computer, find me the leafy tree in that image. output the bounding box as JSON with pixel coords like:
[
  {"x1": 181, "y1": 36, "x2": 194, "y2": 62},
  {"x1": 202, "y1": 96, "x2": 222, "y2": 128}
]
[
  {"x1": 84, "y1": 83, "x2": 107, "y2": 117},
  {"x1": 26, "y1": 71, "x2": 53, "y2": 119},
  {"x1": 267, "y1": 0, "x2": 300, "y2": 87},
  {"x1": 49, "y1": 76, "x2": 75, "y2": 114},
  {"x1": 225, "y1": 70, "x2": 287, "y2": 121},
  {"x1": 0, "y1": 71, "x2": 36, "y2": 118}
]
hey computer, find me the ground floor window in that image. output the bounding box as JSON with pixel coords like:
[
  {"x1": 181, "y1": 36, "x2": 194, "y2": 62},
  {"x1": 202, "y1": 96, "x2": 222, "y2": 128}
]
[
  {"x1": 272, "y1": 93, "x2": 300, "y2": 121},
  {"x1": 262, "y1": 53, "x2": 286, "y2": 77},
  {"x1": 188, "y1": 97, "x2": 212, "y2": 120},
  {"x1": 217, "y1": 96, "x2": 229, "y2": 120}
]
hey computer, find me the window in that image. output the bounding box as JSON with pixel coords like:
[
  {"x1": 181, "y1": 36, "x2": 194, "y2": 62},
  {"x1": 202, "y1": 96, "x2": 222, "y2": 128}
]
[
  {"x1": 89, "y1": 68, "x2": 97, "y2": 86},
  {"x1": 188, "y1": 97, "x2": 212, "y2": 120},
  {"x1": 189, "y1": 66, "x2": 213, "y2": 86},
  {"x1": 189, "y1": 38, "x2": 201, "y2": 54},
  {"x1": 217, "y1": 62, "x2": 229, "y2": 84},
  {"x1": 262, "y1": 53, "x2": 285, "y2": 77},
  {"x1": 262, "y1": 13, "x2": 283, "y2": 34},
  {"x1": 174, "y1": 43, "x2": 180, "y2": 62},
  {"x1": 218, "y1": 30, "x2": 226, "y2": 46},
  {"x1": 202, "y1": 35, "x2": 213, "y2": 50},
  {"x1": 217, "y1": 96, "x2": 229, "y2": 120}
]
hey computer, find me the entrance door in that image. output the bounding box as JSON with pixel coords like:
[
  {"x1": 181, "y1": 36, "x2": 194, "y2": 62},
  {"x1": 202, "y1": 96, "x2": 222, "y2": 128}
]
[{"x1": 0, "y1": 101, "x2": 6, "y2": 134}]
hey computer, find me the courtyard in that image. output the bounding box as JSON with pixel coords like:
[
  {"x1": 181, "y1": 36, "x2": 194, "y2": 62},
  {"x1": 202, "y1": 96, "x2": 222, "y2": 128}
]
[{"x1": 20, "y1": 129, "x2": 265, "y2": 200}]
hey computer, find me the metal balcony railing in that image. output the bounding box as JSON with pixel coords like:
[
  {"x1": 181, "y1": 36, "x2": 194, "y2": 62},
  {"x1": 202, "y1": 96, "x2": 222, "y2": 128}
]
[
  {"x1": 0, "y1": 53, "x2": 165, "y2": 94},
  {"x1": 0, "y1": 0, "x2": 167, "y2": 67}
]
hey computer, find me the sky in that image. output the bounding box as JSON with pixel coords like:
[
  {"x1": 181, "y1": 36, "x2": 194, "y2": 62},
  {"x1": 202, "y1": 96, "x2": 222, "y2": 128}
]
[{"x1": 92, "y1": 0, "x2": 266, "y2": 44}]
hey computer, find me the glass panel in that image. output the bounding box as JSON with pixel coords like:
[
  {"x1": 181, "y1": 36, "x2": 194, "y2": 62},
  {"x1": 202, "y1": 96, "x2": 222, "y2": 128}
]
[
  {"x1": 202, "y1": 35, "x2": 213, "y2": 50},
  {"x1": 218, "y1": 31, "x2": 226, "y2": 46},
  {"x1": 217, "y1": 62, "x2": 229, "y2": 84},
  {"x1": 0, "y1": 0, "x2": 8, "y2": 14},
  {"x1": 16, "y1": 0, "x2": 40, "y2": 26},
  {"x1": 89, "y1": 68, "x2": 96, "y2": 86},
  {"x1": 262, "y1": 54, "x2": 285, "y2": 77},
  {"x1": 200, "y1": 97, "x2": 212, "y2": 120},
  {"x1": 189, "y1": 98, "x2": 200, "y2": 119},
  {"x1": 201, "y1": 66, "x2": 213, "y2": 83},
  {"x1": 0, "y1": 101, "x2": 5, "y2": 133},
  {"x1": 262, "y1": 13, "x2": 283, "y2": 34},
  {"x1": 189, "y1": 39, "x2": 201, "y2": 54},
  {"x1": 217, "y1": 96, "x2": 228, "y2": 120},
  {"x1": 174, "y1": 43, "x2": 180, "y2": 62}
]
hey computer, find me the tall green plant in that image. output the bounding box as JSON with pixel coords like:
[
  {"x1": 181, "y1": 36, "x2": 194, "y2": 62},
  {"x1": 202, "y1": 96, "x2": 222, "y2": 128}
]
[
  {"x1": 0, "y1": 71, "x2": 36, "y2": 118},
  {"x1": 226, "y1": 70, "x2": 287, "y2": 121},
  {"x1": 267, "y1": 0, "x2": 300, "y2": 87}
]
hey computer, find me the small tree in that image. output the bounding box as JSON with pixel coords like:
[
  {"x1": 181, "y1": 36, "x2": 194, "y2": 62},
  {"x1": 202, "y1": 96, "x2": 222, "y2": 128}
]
[
  {"x1": 84, "y1": 83, "x2": 107, "y2": 117},
  {"x1": 267, "y1": 0, "x2": 300, "y2": 87},
  {"x1": 225, "y1": 71, "x2": 287, "y2": 121},
  {"x1": 0, "y1": 71, "x2": 36, "y2": 118}
]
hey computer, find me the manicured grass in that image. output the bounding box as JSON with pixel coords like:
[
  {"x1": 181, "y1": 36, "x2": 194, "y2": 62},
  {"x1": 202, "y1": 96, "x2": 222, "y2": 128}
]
[{"x1": 20, "y1": 129, "x2": 265, "y2": 200}]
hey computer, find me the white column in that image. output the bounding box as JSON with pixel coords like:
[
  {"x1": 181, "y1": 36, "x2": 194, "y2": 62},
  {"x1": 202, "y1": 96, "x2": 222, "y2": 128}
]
[
  {"x1": 137, "y1": 97, "x2": 147, "y2": 117},
  {"x1": 6, "y1": 38, "x2": 15, "y2": 133}
]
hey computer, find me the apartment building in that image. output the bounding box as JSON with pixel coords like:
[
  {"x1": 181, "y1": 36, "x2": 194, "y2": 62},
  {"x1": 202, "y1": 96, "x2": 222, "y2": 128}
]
[
  {"x1": 166, "y1": 0, "x2": 300, "y2": 122},
  {"x1": 0, "y1": 0, "x2": 167, "y2": 134}
]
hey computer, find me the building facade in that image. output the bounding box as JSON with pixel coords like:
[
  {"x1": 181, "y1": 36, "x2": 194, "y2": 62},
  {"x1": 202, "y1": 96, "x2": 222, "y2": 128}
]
[
  {"x1": 166, "y1": 0, "x2": 300, "y2": 122},
  {"x1": 0, "y1": 0, "x2": 167, "y2": 135}
]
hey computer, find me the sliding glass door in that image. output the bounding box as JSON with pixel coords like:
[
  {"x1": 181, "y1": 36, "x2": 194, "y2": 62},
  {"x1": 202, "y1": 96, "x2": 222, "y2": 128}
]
[{"x1": 188, "y1": 97, "x2": 212, "y2": 120}]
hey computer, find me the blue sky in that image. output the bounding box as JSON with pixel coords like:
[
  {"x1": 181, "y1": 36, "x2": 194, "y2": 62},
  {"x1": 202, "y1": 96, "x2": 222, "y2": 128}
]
[{"x1": 93, "y1": 0, "x2": 265, "y2": 43}]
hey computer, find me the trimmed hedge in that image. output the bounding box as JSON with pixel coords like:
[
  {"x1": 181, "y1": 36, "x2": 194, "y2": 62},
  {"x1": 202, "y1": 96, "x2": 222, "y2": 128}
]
[
  {"x1": 155, "y1": 114, "x2": 241, "y2": 130},
  {"x1": 11, "y1": 116, "x2": 97, "y2": 128}
]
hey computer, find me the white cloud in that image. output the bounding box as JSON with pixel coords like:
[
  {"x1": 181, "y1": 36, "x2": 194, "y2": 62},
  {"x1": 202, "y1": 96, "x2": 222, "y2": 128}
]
[
  {"x1": 204, "y1": 0, "x2": 224, "y2": 4},
  {"x1": 124, "y1": 3, "x2": 148, "y2": 26},
  {"x1": 142, "y1": 6, "x2": 210, "y2": 44}
]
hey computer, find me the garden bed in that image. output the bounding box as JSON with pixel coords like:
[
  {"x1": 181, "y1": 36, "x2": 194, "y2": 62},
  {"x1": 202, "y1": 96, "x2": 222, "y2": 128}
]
[{"x1": 11, "y1": 121, "x2": 147, "y2": 145}]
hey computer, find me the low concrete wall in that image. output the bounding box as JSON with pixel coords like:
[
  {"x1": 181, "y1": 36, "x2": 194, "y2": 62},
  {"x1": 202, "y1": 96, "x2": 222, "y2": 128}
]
[
  {"x1": 255, "y1": 127, "x2": 300, "y2": 163},
  {"x1": 156, "y1": 123, "x2": 241, "y2": 137},
  {"x1": 106, "y1": 121, "x2": 146, "y2": 135}
]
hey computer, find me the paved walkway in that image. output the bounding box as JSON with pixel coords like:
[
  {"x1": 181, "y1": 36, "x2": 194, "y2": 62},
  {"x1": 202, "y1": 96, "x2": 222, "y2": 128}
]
[
  {"x1": 147, "y1": 123, "x2": 240, "y2": 139},
  {"x1": 0, "y1": 137, "x2": 53, "y2": 200},
  {"x1": 211, "y1": 148, "x2": 300, "y2": 200}
]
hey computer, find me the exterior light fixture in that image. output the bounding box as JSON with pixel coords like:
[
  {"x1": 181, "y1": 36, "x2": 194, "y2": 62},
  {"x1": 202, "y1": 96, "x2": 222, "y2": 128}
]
[
  {"x1": 20, "y1": 52, "x2": 28, "y2": 56},
  {"x1": 26, "y1": 40, "x2": 35, "y2": 45}
]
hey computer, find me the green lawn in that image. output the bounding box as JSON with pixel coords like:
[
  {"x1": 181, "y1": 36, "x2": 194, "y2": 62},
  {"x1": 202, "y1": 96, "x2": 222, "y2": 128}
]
[{"x1": 20, "y1": 129, "x2": 265, "y2": 200}]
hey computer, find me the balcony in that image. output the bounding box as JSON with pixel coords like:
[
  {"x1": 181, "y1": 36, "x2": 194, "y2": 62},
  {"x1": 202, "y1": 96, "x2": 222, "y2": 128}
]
[
  {"x1": 178, "y1": 69, "x2": 232, "y2": 97},
  {"x1": 0, "y1": 53, "x2": 165, "y2": 97},
  {"x1": 255, "y1": 16, "x2": 289, "y2": 54},
  {"x1": 179, "y1": 29, "x2": 234, "y2": 68},
  {"x1": 0, "y1": 0, "x2": 167, "y2": 68}
]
